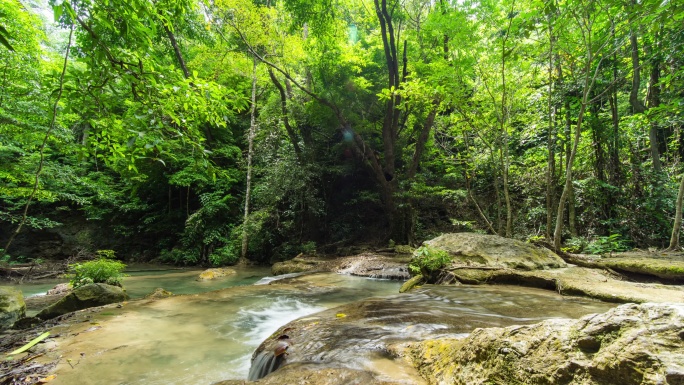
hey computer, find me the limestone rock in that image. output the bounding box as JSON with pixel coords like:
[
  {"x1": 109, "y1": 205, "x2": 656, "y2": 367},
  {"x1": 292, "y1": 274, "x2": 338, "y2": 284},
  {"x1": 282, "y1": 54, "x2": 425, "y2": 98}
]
[
  {"x1": 46, "y1": 283, "x2": 71, "y2": 295},
  {"x1": 36, "y1": 283, "x2": 128, "y2": 320},
  {"x1": 271, "y1": 254, "x2": 324, "y2": 276},
  {"x1": 408, "y1": 302, "x2": 684, "y2": 385},
  {"x1": 213, "y1": 365, "x2": 401, "y2": 385},
  {"x1": 197, "y1": 268, "x2": 236, "y2": 280},
  {"x1": 335, "y1": 253, "x2": 411, "y2": 280},
  {"x1": 425, "y1": 233, "x2": 566, "y2": 270},
  {"x1": 0, "y1": 286, "x2": 26, "y2": 330},
  {"x1": 144, "y1": 288, "x2": 174, "y2": 299}
]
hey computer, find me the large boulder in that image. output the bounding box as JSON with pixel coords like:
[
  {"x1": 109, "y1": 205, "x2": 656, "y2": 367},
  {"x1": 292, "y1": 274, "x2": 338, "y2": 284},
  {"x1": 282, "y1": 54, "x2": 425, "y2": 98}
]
[
  {"x1": 425, "y1": 233, "x2": 566, "y2": 270},
  {"x1": 407, "y1": 302, "x2": 684, "y2": 385},
  {"x1": 36, "y1": 283, "x2": 128, "y2": 320},
  {"x1": 0, "y1": 286, "x2": 26, "y2": 330}
]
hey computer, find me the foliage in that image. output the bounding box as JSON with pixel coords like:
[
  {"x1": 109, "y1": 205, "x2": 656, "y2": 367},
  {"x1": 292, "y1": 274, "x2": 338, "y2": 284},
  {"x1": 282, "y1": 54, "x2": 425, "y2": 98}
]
[
  {"x1": 584, "y1": 235, "x2": 632, "y2": 255},
  {"x1": 408, "y1": 246, "x2": 452, "y2": 277},
  {"x1": 69, "y1": 252, "x2": 127, "y2": 288},
  {"x1": 209, "y1": 244, "x2": 240, "y2": 266},
  {"x1": 2, "y1": 0, "x2": 684, "y2": 264}
]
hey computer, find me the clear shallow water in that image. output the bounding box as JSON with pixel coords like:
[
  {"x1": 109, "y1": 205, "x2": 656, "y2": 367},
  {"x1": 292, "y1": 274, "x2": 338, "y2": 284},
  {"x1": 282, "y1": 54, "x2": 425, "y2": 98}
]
[
  {"x1": 35, "y1": 273, "x2": 614, "y2": 385},
  {"x1": 44, "y1": 273, "x2": 402, "y2": 385},
  {"x1": 9, "y1": 264, "x2": 272, "y2": 299}
]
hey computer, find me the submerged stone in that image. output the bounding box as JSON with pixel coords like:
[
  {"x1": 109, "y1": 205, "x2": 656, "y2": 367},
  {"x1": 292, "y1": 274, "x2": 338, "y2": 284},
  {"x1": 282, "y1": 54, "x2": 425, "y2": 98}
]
[{"x1": 425, "y1": 233, "x2": 566, "y2": 270}]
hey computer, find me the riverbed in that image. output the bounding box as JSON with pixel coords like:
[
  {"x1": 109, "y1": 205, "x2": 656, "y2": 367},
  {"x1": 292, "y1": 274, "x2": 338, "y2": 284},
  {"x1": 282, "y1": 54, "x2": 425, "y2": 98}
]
[{"x1": 26, "y1": 270, "x2": 615, "y2": 384}]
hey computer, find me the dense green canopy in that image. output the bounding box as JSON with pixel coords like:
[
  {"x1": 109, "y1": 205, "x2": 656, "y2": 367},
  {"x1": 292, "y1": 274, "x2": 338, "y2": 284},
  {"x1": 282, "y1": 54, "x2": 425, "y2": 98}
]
[{"x1": 1, "y1": 0, "x2": 683, "y2": 265}]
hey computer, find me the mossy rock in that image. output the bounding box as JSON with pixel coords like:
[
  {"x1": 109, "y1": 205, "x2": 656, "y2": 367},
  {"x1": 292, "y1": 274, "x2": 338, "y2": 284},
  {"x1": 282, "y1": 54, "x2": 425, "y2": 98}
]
[
  {"x1": 599, "y1": 257, "x2": 684, "y2": 281},
  {"x1": 425, "y1": 233, "x2": 566, "y2": 270},
  {"x1": 144, "y1": 288, "x2": 174, "y2": 299},
  {"x1": 407, "y1": 303, "x2": 684, "y2": 385},
  {"x1": 197, "y1": 268, "x2": 237, "y2": 281},
  {"x1": 271, "y1": 255, "x2": 324, "y2": 276},
  {"x1": 36, "y1": 283, "x2": 128, "y2": 320},
  {"x1": 0, "y1": 286, "x2": 26, "y2": 330}
]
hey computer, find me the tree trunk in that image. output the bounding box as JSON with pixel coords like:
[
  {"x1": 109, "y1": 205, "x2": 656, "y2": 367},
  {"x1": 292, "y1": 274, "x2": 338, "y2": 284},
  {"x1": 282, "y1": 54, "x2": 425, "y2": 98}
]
[
  {"x1": 564, "y1": 99, "x2": 578, "y2": 238},
  {"x1": 164, "y1": 24, "x2": 190, "y2": 79},
  {"x1": 268, "y1": 68, "x2": 302, "y2": 160},
  {"x1": 668, "y1": 173, "x2": 684, "y2": 250},
  {"x1": 554, "y1": 24, "x2": 603, "y2": 249},
  {"x1": 629, "y1": 17, "x2": 661, "y2": 173},
  {"x1": 240, "y1": 58, "x2": 258, "y2": 264},
  {"x1": 546, "y1": 15, "x2": 555, "y2": 240}
]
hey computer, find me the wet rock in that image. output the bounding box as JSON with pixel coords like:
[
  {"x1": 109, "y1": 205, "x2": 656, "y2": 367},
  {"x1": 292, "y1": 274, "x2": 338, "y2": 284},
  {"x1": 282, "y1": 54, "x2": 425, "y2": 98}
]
[
  {"x1": 407, "y1": 302, "x2": 684, "y2": 385},
  {"x1": 335, "y1": 253, "x2": 411, "y2": 280},
  {"x1": 197, "y1": 268, "x2": 236, "y2": 280},
  {"x1": 245, "y1": 285, "x2": 612, "y2": 384},
  {"x1": 24, "y1": 293, "x2": 69, "y2": 314},
  {"x1": 36, "y1": 283, "x2": 128, "y2": 320},
  {"x1": 12, "y1": 316, "x2": 43, "y2": 330},
  {"x1": 0, "y1": 286, "x2": 26, "y2": 330},
  {"x1": 438, "y1": 266, "x2": 684, "y2": 303},
  {"x1": 46, "y1": 283, "x2": 71, "y2": 295},
  {"x1": 214, "y1": 364, "x2": 401, "y2": 385},
  {"x1": 271, "y1": 254, "x2": 326, "y2": 275},
  {"x1": 143, "y1": 288, "x2": 174, "y2": 299},
  {"x1": 425, "y1": 233, "x2": 566, "y2": 270}
]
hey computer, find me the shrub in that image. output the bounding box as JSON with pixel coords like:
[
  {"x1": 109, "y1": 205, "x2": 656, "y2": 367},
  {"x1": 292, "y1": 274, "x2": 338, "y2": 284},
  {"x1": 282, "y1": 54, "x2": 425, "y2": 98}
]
[
  {"x1": 209, "y1": 244, "x2": 240, "y2": 266},
  {"x1": 408, "y1": 246, "x2": 451, "y2": 277},
  {"x1": 69, "y1": 251, "x2": 127, "y2": 288}
]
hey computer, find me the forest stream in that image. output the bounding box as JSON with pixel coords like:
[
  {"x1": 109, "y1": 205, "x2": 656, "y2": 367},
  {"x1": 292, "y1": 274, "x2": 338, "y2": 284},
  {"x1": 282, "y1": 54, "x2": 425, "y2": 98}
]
[{"x1": 21, "y1": 268, "x2": 615, "y2": 385}]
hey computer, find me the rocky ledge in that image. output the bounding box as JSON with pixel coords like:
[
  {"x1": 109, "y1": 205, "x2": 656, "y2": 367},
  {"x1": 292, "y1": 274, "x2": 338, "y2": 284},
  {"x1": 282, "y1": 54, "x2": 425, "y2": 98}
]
[
  {"x1": 404, "y1": 302, "x2": 684, "y2": 385},
  {"x1": 271, "y1": 253, "x2": 411, "y2": 280}
]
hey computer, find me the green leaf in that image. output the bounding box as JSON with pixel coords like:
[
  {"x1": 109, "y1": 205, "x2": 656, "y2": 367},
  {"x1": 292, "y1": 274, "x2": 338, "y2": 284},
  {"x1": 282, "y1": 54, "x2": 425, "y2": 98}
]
[{"x1": 8, "y1": 332, "x2": 50, "y2": 355}]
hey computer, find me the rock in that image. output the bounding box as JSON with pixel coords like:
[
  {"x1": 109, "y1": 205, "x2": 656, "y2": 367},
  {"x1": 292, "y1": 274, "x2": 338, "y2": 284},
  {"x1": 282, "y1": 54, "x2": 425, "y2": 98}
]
[
  {"x1": 36, "y1": 283, "x2": 128, "y2": 320},
  {"x1": 213, "y1": 365, "x2": 401, "y2": 385},
  {"x1": 243, "y1": 285, "x2": 612, "y2": 385},
  {"x1": 436, "y1": 265, "x2": 684, "y2": 303},
  {"x1": 46, "y1": 283, "x2": 71, "y2": 295},
  {"x1": 197, "y1": 268, "x2": 237, "y2": 280},
  {"x1": 335, "y1": 253, "x2": 411, "y2": 280},
  {"x1": 0, "y1": 286, "x2": 26, "y2": 330},
  {"x1": 271, "y1": 253, "x2": 411, "y2": 280},
  {"x1": 407, "y1": 302, "x2": 684, "y2": 385},
  {"x1": 425, "y1": 233, "x2": 566, "y2": 270},
  {"x1": 144, "y1": 288, "x2": 174, "y2": 299},
  {"x1": 598, "y1": 253, "x2": 684, "y2": 282},
  {"x1": 12, "y1": 316, "x2": 43, "y2": 330},
  {"x1": 271, "y1": 254, "x2": 325, "y2": 275}
]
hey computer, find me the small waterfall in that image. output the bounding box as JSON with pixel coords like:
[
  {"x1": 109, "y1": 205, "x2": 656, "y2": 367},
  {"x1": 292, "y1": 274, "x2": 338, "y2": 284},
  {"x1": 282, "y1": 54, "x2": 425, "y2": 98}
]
[{"x1": 247, "y1": 349, "x2": 285, "y2": 380}]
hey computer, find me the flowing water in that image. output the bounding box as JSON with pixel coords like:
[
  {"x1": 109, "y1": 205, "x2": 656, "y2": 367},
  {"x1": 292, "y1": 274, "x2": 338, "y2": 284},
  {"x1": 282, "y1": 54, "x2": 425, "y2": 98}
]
[
  {"x1": 29, "y1": 271, "x2": 616, "y2": 384},
  {"x1": 41, "y1": 273, "x2": 402, "y2": 385}
]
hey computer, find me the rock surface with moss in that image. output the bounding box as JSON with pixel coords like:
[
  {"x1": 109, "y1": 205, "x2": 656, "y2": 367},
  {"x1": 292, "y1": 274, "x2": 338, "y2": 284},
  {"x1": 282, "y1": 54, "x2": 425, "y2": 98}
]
[
  {"x1": 0, "y1": 286, "x2": 26, "y2": 330},
  {"x1": 36, "y1": 283, "x2": 128, "y2": 320},
  {"x1": 425, "y1": 233, "x2": 566, "y2": 270},
  {"x1": 405, "y1": 302, "x2": 684, "y2": 385},
  {"x1": 197, "y1": 268, "x2": 237, "y2": 280}
]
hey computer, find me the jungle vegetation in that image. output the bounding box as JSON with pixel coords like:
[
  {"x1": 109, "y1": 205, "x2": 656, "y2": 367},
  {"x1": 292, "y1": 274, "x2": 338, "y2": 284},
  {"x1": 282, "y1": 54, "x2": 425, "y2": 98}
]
[{"x1": 1, "y1": 0, "x2": 683, "y2": 265}]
